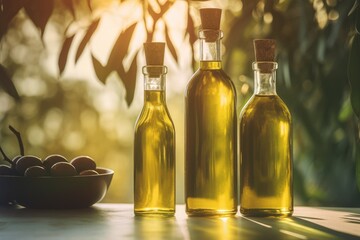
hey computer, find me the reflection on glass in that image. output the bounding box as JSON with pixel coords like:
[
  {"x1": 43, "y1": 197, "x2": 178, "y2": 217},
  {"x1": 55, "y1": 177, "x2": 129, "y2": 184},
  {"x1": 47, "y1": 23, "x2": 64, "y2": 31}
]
[
  {"x1": 185, "y1": 217, "x2": 241, "y2": 240},
  {"x1": 133, "y1": 216, "x2": 182, "y2": 239}
]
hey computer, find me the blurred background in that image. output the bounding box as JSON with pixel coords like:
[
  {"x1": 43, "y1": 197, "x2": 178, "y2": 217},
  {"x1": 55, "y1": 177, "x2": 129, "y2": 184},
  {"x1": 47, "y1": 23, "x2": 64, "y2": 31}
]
[{"x1": 0, "y1": 0, "x2": 359, "y2": 206}]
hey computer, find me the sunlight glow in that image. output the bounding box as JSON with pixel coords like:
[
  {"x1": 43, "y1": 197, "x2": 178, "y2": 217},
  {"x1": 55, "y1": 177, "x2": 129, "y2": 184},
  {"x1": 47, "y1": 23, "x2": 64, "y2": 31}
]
[
  {"x1": 219, "y1": 216, "x2": 231, "y2": 223},
  {"x1": 61, "y1": 131, "x2": 86, "y2": 151},
  {"x1": 280, "y1": 230, "x2": 307, "y2": 239},
  {"x1": 241, "y1": 216, "x2": 272, "y2": 228},
  {"x1": 313, "y1": 0, "x2": 324, "y2": 10},
  {"x1": 240, "y1": 83, "x2": 249, "y2": 95},
  {"x1": 228, "y1": 0, "x2": 243, "y2": 15},
  {"x1": 27, "y1": 125, "x2": 46, "y2": 146},
  {"x1": 263, "y1": 13, "x2": 273, "y2": 24},
  {"x1": 316, "y1": 8, "x2": 328, "y2": 29},
  {"x1": 93, "y1": 88, "x2": 120, "y2": 113},
  {"x1": 326, "y1": 0, "x2": 337, "y2": 7},
  {"x1": 17, "y1": 77, "x2": 48, "y2": 97},
  {"x1": 0, "y1": 94, "x2": 15, "y2": 113},
  {"x1": 328, "y1": 10, "x2": 339, "y2": 21},
  {"x1": 44, "y1": 108, "x2": 64, "y2": 140}
]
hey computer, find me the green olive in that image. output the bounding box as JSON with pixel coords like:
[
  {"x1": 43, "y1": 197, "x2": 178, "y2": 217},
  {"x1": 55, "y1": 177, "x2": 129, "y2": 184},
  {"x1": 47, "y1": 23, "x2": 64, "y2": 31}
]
[
  {"x1": 16, "y1": 155, "x2": 43, "y2": 175},
  {"x1": 24, "y1": 166, "x2": 47, "y2": 177},
  {"x1": 11, "y1": 155, "x2": 22, "y2": 169},
  {"x1": 0, "y1": 165, "x2": 14, "y2": 175},
  {"x1": 43, "y1": 154, "x2": 67, "y2": 172},
  {"x1": 50, "y1": 162, "x2": 77, "y2": 176},
  {"x1": 70, "y1": 156, "x2": 96, "y2": 173}
]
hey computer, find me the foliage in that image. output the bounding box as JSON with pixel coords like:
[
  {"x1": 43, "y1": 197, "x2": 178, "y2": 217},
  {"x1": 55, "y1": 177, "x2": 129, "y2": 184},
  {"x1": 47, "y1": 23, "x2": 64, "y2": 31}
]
[
  {"x1": 348, "y1": 0, "x2": 360, "y2": 193},
  {"x1": 0, "y1": 0, "x2": 198, "y2": 106},
  {"x1": 348, "y1": 0, "x2": 360, "y2": 120},
  {"x1": 224, "y1": 0, "x2": 360, "y2": 205},
  {"x1": 0, "y1": 64, "x2": 19, "y2": 100}
]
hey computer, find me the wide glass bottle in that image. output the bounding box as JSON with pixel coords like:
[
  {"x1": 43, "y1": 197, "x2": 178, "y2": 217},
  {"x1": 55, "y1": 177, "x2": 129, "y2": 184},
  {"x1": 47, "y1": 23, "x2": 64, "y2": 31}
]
[
  {"x1": 239, "y1": 39, "x2": 293, "y2": 217},
  {"x1": 185, "y1": 8, "x2": 237, "y2": 216},
  {"x1": 134, "y1": 43, "x2": 175, "y2": 216}
]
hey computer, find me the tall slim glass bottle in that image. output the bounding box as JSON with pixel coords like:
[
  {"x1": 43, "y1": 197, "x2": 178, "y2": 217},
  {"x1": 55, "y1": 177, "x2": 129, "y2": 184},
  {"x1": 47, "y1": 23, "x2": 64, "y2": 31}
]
[
  {"x1": 239, "y1": 39, "x2": 293, "y2": 217},
  {"x1": 134, "y1": 42, "x2": 175, "y2": 216},
  {"x1": 185, "y1": 8, "x2": 237, "y2": 216}
]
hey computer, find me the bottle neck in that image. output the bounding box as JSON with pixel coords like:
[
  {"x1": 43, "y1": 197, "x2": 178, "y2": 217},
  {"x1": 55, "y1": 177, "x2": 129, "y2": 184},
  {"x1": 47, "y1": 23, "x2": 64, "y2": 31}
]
[
  {"x1": 199, "y1": 30, "x2": 223, "y2": 69},
  {"x1": 253, "y1": 62, "x2": 278, "y2": 95},
  {"x1": 142, "y1": 66, "x2": 167, "y2": 104}
]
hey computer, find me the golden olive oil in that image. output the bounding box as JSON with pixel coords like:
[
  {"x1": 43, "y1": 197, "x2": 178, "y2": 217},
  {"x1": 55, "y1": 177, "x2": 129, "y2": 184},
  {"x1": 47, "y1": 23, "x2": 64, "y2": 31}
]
[
  {"x1": 134, "y1": 87, "x2": 175, "y2": 216},
  {"x1": 239, "y1": 94, "x2": 293, "y2": 216},
  {"x1": 185, "y1": 8, "x2": 237, "y2": 216},
  {"x1": 239, "y1": 39, "x2": 293, "y2": 217},
  {"x1": 185, "y1": 61, "x2": 237, "y2": 216}
]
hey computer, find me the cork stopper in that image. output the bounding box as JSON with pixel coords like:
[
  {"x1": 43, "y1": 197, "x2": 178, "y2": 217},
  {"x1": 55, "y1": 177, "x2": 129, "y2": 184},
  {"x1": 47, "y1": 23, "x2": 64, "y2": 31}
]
[
  {"x1": 253, "y1": 39, "x2": 276, "y2": 73},
  {"x1": 253, "y1": 39, "x2": 276, "y2": 61},
  {"x1": 144, "y1": 42, "x2": 165, "y2": 65},
  {"x1": 200, "y1": 8, "x2": 222, "y2": 42},
  {"x1": 200, "y1": 8, "x2": 222, "y2": 30}
]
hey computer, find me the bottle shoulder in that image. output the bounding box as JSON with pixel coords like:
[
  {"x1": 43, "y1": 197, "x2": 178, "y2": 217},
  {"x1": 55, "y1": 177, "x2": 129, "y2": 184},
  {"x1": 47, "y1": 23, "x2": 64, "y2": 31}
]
[
  {"x1": 135, "y1": 105, "x2": 175, "y2": 129},
  {"x1": 240, "y1": 95, "x2": 291, "y2": 121},
  {"x1": 186, "y1": 68, "x2": 235, "y2": 96}
]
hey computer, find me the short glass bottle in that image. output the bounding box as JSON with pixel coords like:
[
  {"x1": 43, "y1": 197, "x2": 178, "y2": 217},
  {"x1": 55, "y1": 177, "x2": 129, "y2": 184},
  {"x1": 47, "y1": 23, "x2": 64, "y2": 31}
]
[
  {"x1": 239, "y1": 61, "x2": 293, "y2": 217},
  {"x1": 134, "y1": 65, "x2": 176, "y2": 216}
]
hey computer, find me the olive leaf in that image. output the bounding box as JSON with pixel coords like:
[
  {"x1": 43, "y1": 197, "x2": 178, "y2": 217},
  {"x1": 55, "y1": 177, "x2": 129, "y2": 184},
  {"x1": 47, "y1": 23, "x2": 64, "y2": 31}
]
[
  {"x1": 107, "y1": 23, "x2": 137, "y2": 69},
  {"x1": 87, "y1": 0, "x2": 93, "y2": 12},
  {"x1": 58, "y1": 35, "x2": 75, "y2": 75},
  {"x1": 0, "y1": 64, "x2": 20, "y2": 100},
  {"x1": 116, "y1": 53, "x2": 138, "y2": 106},
  {"x1": 348, "y1": 34, "x2": 360, "y2": 119},
  {"x1": 91, "y1": 54, "x2": 110, "y2": 84},
  {"x1": 75, "y1": 18, "x2": 100, "y2": 63},
  {"x1": 357, "y1": 147, "x2": 360, "y2": 194},
  {"x1": 61, "y1": 0, "x2": 75, "y2": 18},
  {"x1": 24, "y1": 0, "x2": 54, "y2": 37},
  {"x1": 106, "y1": 23, "x2": 138, "y2": 105},
  {"x1": 348, "y1": 0, "x2": 359, "y2": 16},
  {"x1": 165, "y1": 24, "x2": 178, "y2": 63},
  {"x1": 148, "y1": 1, "x2": 172, "y2": 22},
  {"x1": 89, "y1": 22, "x2": 138, "y2": 105},
  {"x1": 146, "y1": 0, "x2": 173, "y2": 36},
  {"x1": 159, "y1": 1, "x2": 173, "y2": 16},
  {"x1": 185, "y1": 9, "x2": 196, "y2": 68},
  {"x1": 357, "y1": 6, "x2": 360, "y2": 34},
  {"x1": 0, "y1": 0, "x2": 29, "y2": 38}
]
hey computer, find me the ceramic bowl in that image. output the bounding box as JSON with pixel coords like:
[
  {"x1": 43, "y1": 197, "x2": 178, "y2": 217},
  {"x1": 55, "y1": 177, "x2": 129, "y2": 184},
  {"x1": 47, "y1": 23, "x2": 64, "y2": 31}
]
[{"x1": 0, "y1": 168, "x2": 113, "y2": 209}]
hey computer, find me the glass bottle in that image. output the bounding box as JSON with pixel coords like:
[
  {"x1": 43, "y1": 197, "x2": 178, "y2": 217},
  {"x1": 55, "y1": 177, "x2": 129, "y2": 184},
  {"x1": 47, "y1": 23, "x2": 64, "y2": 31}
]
[
  {"x1": 239, "y1": 39, "x2": 293, "y2": 217},
  {"x1": 185, "y1": 8, "x2": 238, "y2": 216},
  {"x1": 134, "y1": 43, "x2": 175, "y2": 216}
]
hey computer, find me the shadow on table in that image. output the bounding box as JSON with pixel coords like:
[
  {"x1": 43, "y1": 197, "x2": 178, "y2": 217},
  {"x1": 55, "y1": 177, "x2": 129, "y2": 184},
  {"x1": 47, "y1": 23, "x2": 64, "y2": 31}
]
[
  {"x1": 343, "y1": 213, "x2": 360, "y2": 224},
  {"x1": 291, "y1": 216, "x2": 359, "y2": 239},
  {"x1": 0, "y1": 203, "x2": 114, "y2": 224},
  {"x1": 132, "y1": 216, "x2": 184, "y2": 240},
  {"x1": 184, "y1": 215, "x2": 360, "y2": 240}
]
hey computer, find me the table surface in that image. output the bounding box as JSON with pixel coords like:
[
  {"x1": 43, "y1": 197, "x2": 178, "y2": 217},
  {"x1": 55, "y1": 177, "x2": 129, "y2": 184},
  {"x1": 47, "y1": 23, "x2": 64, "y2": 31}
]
[{"x1": 0, "y1": 204, "x2": 359, "y2": 240}]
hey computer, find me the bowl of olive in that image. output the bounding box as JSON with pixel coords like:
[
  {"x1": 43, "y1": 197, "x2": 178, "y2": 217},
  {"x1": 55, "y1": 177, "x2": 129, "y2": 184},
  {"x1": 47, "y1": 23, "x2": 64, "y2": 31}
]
[{"x1": 0, "y1": 155, "x2": 114, "y2": 209}]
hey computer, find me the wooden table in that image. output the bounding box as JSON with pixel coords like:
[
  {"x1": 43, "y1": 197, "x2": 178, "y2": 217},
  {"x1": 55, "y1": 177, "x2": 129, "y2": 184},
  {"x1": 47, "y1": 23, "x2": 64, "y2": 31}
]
[{"x1": 0, "y1": 204, "x2": 359, "y2": 239}]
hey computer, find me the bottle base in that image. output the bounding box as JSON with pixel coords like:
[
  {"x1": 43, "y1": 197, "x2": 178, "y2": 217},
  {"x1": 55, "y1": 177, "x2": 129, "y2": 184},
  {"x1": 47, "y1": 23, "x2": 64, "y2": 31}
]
[
  {"x1": 134, "y1": 208, "x2": 175, "y2": 217},
  {"x1": 186, "y1": 208, "x2": 237, "y2": 217},
  {"x1": 240, "y1": 207, "x2": 293, "y2": 217}
]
